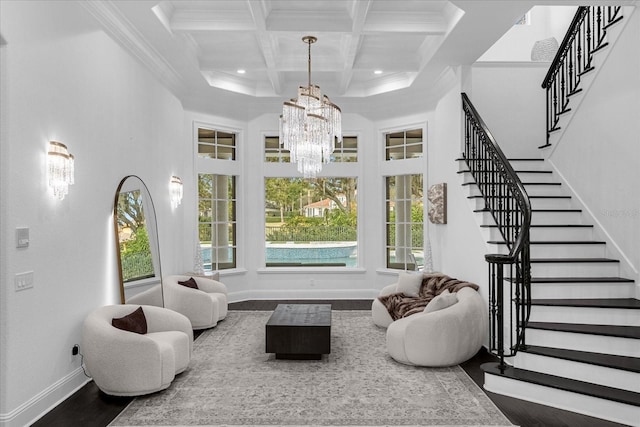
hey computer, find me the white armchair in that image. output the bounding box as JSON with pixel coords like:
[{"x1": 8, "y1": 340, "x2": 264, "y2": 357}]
[
  {"x1": 81, "y1": 304, "x2": 193, "y2": 396},
  {"x1": 385, "y1": 287, "x2": 487, "y2": 367},
  {"x1": 163, "y1": 275, "x2": 228, "y2": 330}
]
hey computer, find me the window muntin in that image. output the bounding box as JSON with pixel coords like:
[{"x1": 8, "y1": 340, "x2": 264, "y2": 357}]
[
  {"x1": 264, "y1": 136, "x2": 357, "y2": 163},
  {"x1": 385, "y1": 128, "x2": 422, "y2": 160},
  {"x1": 385, "y1": 174, "x2": 424, "y2": 270},
  {"x1": 198, "y1": 174, "x2": 237, "y2": 270},
  {"x1": 265, "y1": 177, "x2": 357, "y2": 267},
  {"x1": 198, "y1": 128, "x2": 236, "y2": 160}
]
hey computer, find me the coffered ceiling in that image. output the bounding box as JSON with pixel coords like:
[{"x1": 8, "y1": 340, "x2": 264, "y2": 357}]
[{"x1": 81, "y1": 0, "x2": 576, "y2": 121}]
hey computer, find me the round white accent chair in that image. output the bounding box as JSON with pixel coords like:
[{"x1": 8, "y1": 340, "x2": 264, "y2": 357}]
[
  {"x1": 163, "y1": 275, "x2": 228, "y2": 330},
  {"x1": 373, "y1": 283, "x2": 487, "y2": 367},
  {"x1": 81, "y1": 304, "x2": 193, "y2": 396}
]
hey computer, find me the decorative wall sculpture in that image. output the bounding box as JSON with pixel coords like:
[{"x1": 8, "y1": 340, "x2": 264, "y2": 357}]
[{"x1": 427, "y1": 183, "x2": 447, "y2": 224}]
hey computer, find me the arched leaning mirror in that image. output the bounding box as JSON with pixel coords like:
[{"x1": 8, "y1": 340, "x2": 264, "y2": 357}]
[{"x1": 113, "y1": 175, "x2": 163, "y2": 306}]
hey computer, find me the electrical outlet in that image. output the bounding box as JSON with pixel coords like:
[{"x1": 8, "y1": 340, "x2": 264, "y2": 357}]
[{"x1": 72, "y1": 345, "x2": 79, "y2": 356}]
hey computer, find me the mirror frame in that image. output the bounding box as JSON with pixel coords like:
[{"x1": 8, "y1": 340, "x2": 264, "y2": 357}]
[{"x1": 113, "y1": 175, "x2": 163, "y2": 305}]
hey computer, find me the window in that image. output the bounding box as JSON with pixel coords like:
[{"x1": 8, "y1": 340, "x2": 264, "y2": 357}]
[
  {"x1": 198, "y1": 174, "x2": 237, "y2": 270},
  {"x1": 264, "y1": 136, "x2": 357, "y2": 163},
  {"x1": 198, "y1": 128, "x2": 236, "y2": 160},
  {"x1": 385, "y1": 128, "x2": 422, "y2": 160},
  {"x1": 265, "y1": 177, "x2": 357, "y2": 267},
  {"x1": 385, "y1": 174, "x2": 424, "y2": 270}
]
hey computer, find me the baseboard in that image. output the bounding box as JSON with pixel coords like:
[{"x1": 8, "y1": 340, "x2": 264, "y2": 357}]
[
  {"x1": 227, "y1": 288, "x2": 378, "y2": 303},
  {"x1": 0, "y1": 367, "x2": 90, "y2": 427}
]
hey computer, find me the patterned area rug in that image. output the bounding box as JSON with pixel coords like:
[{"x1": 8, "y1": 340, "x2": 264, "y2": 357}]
[{"x1": 110, "y1": 311, "x2": 513, "y2": 427}]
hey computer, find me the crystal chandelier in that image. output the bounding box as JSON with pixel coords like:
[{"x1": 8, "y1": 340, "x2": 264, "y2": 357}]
[
  {"x1": 280, "y1": 36, "x2": 342, "y2": 178},
  {"x1": 47, "y1": 141, "x2": 75, "y2": 200}
]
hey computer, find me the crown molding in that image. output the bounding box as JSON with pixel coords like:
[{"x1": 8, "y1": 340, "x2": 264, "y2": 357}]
[{"x1": 79, "y1": 0, "x2": 186, "y2": 97}]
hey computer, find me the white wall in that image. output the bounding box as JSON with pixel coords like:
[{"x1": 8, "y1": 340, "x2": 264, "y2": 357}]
[
  {"x1": 547, "y1": 7, "x2": 640, "y2": 285},
  {"x1": 469, "y1": 63, "x2": 548, "y2": 158},
  {"x1": 0, "y1": 1, "x2": 186, "y2": 425},
  {"x1": 428, "y1": 70, "x2": 491, "y2": 300},
  {"x1": 479, "y1": 6, "x2": 577, "y2": 62}
]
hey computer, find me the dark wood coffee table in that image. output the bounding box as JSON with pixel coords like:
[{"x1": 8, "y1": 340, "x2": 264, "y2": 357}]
[{"x1": 265, "y1": 304, "x2": 331, "y2": 360}]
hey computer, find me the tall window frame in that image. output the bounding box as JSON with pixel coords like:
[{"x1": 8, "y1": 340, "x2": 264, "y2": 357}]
[
  {"x1": 195, "y1": 122, "x2": 241, "y2": 272},
  {"x1": 262, "y1": 134, "x2": 361, "y2": 270},
  {"x1": 381, "y1": 124, "x2": 427, "y2": 272}
]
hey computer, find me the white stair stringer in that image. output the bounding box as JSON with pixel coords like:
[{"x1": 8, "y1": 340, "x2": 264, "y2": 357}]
[{"x1": 484, "y1": 371, "x2": 640, "y2": 426}]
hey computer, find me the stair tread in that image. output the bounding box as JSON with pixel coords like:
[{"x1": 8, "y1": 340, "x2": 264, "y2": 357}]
[
  {"x1": 475, "y1": 208, "x2": 581, "y2": 213},
  {"x1": 527, "y1": 276, "x2": 635, "y2": 283},
  {"x1": 531, "y1": 257, "x2": 619, "y2": 263},
  {"x1": 458, "y1": 169, "x2": 552, "y2": 174},
  {"x1": 455, "y1": 157, "x2": 545, "y2": 162},
  {"x1": 531, "y1": 298, "x2": 640, "y2": 309},
  {"x1": 462, "y1": 182, "x2": 561, "y2": 186},
  {"x1": 522, "y1": 345, "x2": 640, "y2": 373},
  {"x1": 469, "y1": 195, "x2": 571, "y2": 199},
  {"x1": 527, "y1": 321, "x2": 640, "y2": 339},
  {"x1": 481, "y1": 224, "x2": 593, "y2": 228},
  {"x1": 482, "y1": 363, "x2": 640, "y2": 406},
  {"x1": 488, "y1": 240, "x2": 605, "y2": 245}
]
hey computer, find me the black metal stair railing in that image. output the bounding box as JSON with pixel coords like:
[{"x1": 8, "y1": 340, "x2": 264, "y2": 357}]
[
  {"x1": 541, "y1": 6, "x2": 623, "y2": 147},
  {"x1": 462, "y1": 93, "x2": 532, "y2": 370}
]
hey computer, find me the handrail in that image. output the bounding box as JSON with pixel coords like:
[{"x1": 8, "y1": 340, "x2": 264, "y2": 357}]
[
  {"x1": 461, "y1": 93, "x2": 532, "y2": 369},
  {"x1": 541, "y1": 6, "x2": 622, "y2": 147}
]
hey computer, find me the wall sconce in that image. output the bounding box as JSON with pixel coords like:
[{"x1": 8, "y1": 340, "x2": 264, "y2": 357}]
[
  {"x1": 47, "y1": 141, "x2": 75, "y2": 200},
  {"x1": 169, "y1": 175, "x2": 183, "y2": 208}
]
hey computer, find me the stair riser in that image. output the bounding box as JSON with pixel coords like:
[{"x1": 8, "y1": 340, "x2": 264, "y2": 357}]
[
  {"x1": 477, "y1": 210, "x2": 584, "y2": 225},
  {"x1": 472, "y1": 197, "x2": 574, "y2": 211},
  {"x1": 484, "y1": 373, "x2": 640, "y2": 426},
  {"x1": 514, "y1": 352, "x2": 640, "y2": 393},
  {"x1": 483, "y1": 227, "x2": 594, "y2": 241},
  {"x1": 529, "y1": 227, "x2": 593, "y2": 240},
  {"x1": 488, "y1": 243, "x2": 606, "y2": 258},
  {"x1": 515, "y1": 172, "x2": 556, "y2": 182},
  {"x1": 530, "y1": 262, "x2": 619, "y2": 277},
  {"x1": 507, "y1": 161, "x2": 549, "y2": 171},
  {"x1": 525, "y1": 329, "x2": 640, "y2": 357},
  {"x1": 529, "y1": 306, "x2": 640, "y2": 326},
  {"x1": 463, "y1": 184, "x2": 566, "y2": 198},
  {"x1": 530, "y1": 282, "x2": 636, "y2": 299}
]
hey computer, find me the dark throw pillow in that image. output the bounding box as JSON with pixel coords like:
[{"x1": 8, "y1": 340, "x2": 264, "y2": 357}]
[
  {"x1": 178, "y1": 277, "x2": 199, "y2": 289},
  {"x1": 112, "y1": 306, "x2": 147, "y2": 334}
]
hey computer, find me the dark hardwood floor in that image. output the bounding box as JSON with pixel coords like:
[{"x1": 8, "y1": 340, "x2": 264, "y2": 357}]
[{"x1": 33, "y1": 300, "x2": 626, "y2": 427}]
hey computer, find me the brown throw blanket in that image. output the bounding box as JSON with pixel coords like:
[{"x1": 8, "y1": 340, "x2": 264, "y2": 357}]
[{"x1": 378, "y1": 273, "x2": 479, "y2": 321}]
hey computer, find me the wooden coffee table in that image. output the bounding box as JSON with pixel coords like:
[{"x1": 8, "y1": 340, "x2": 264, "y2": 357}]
[{"x1": 265, "y1": 304, "x2": 331, "y2": 360}]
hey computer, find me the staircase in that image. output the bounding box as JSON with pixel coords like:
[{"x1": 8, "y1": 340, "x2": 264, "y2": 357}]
[
  {"x1": 458, "y1": 5, "x2": 640, "y2": 425},
  {"x1": 458, "y1": 157, "x2": 640, "y2": 425}
]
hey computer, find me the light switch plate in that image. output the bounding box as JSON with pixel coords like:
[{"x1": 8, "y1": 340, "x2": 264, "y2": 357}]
[
  {"x1": 16, "y1": 227, "x2": 29, "y2": 248},
  {"x1": 15, "y1": 271, "x2": 34, "y2": 291}
]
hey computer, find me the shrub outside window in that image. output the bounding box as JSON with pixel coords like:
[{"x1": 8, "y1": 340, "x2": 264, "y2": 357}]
[{"x1": 265, "y1": 177, "x2": 357, "y2": 267}]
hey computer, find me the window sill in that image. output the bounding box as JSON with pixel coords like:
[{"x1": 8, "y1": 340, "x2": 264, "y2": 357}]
[{"x1": 257, "y1": 267, "x2": 366, "y2": 275}]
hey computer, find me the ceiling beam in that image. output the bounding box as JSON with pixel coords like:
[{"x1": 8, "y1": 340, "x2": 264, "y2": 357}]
[
  {"x1": 339, "y1": 0, "x2": 372, "y2": 94},
  {"x1": 247, "y1": 0, "x2": 282, "y2": 94}
]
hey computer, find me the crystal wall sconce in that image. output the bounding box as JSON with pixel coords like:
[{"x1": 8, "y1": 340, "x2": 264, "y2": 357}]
[
  {"x1": 170, "y1": 175, "x2": 183, "y2": 208},
  {"x1": 47, "y1": 141, "x2": 75, "y2": 200}
]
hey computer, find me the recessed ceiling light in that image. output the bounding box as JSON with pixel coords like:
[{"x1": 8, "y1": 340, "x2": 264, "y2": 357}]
[
  {"x1": 237, "y1": 69, "x2": 246, "y2": 74},
  {"x1": 374, "y1": 70, "x2": 383, "y2": 75}
]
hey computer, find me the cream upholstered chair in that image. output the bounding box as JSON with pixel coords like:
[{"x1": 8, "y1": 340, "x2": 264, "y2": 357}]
[
  {"x1": 378, "y1": 286, "x2": 487, "y2": 367},
  {"x1": 163, "y1": 275, "x2": 228, "y2": 329},
  {"x1": 81, "y1": 304, "x2": 193, "y2": 396}
]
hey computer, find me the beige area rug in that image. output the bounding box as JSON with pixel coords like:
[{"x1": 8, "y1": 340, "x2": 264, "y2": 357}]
[{"x1": 110, "y1": 311, "x2": 514, "y2": 427}]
